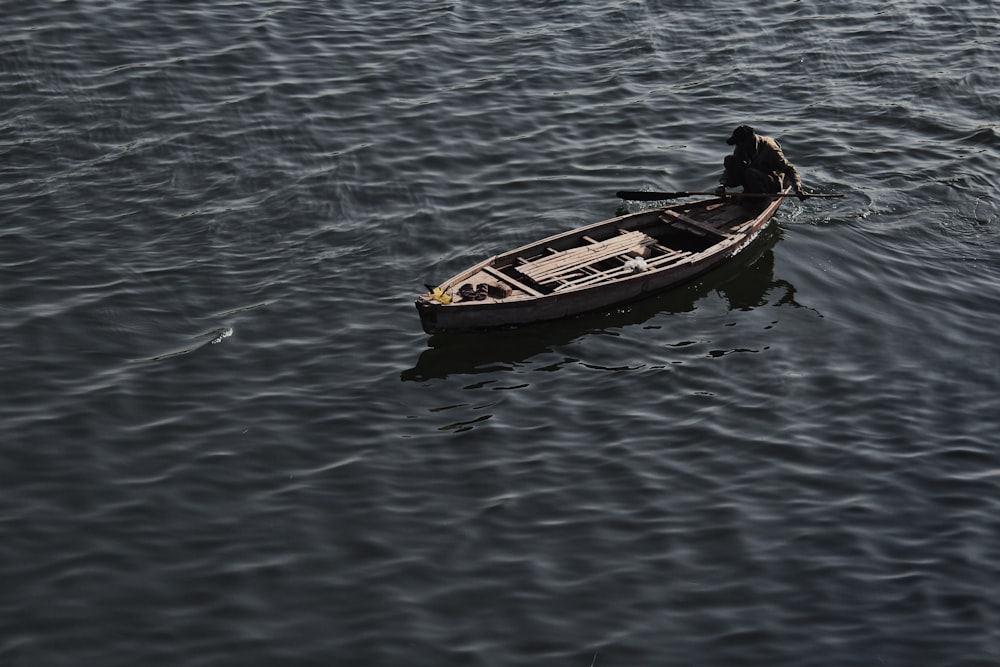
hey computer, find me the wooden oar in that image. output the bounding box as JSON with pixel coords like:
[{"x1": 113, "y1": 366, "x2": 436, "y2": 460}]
[{"x1": 616, "y1": 190, "x2": 844, "y2": 201}]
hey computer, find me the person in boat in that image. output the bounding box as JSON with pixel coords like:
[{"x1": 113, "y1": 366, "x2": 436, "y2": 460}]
[{"x1": 716, "y1": 125, "x2": 807, "y2": 201}]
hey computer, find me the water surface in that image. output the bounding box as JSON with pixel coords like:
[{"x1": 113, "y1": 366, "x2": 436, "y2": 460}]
[{"x1": 3, "y1": 1, "x2": 1000, "y2": 665}]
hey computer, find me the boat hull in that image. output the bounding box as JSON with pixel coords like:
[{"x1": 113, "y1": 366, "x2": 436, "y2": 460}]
[{"x1": 416, "y1": 192, "x2": 786, "y2": 334}]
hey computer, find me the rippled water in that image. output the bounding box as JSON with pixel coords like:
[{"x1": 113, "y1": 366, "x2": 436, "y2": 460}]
[{"x1": 3, "y1": 1, "x2": 1000, "y2": 665}]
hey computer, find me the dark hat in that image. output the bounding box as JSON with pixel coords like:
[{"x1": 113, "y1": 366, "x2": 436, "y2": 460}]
[{"x1": 726, "y1": 125, "x2": 755, "y2": 145}]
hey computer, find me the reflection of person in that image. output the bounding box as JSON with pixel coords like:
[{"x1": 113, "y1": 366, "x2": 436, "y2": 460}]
[{"x1": 716, "y1": 125, "x2": 806, "y2": 201}]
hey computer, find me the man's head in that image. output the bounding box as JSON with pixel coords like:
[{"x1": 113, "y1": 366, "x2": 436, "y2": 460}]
[{"x1": 726, "y1": 125, "x2": 756, "y2": 148}]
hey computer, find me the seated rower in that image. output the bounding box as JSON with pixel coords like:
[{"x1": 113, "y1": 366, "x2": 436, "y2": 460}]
[{"x1": 715, "y1": 125, "x2": 807, "y2": 202}]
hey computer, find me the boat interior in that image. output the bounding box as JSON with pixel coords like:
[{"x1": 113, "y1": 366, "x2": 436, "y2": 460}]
[{"x1": 449, "y1": 199, "x2": 755, "y2": 300}]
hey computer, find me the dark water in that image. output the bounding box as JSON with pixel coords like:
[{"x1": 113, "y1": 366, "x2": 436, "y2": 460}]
[{"x1": 3, "y1": 1, "x2": 1000, "y2": 665}]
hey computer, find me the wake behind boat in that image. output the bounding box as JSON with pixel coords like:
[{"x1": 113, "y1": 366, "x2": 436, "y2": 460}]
[{"x1": 415, "y1": 189, "x2": 789, "y2": 334}]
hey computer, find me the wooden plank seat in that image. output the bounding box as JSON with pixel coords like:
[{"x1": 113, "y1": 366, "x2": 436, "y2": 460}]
[
  {"x1": 481, "y1": 265, "x2": 544, "y2": 297},
  {"x1": 660, "y1": 210, "x2": 732, "y2": 239},
  {"x1": 516, "y1": 230, "x2": 656, "y2": 286}
]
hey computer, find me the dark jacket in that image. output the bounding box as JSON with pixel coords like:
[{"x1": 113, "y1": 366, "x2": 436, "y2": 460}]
[{"x1": 729, "y1": 134, "x2": 803, "y2": 191}]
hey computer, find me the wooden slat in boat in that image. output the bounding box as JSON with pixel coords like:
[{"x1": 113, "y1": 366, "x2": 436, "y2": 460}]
[
  {"x1": 481, "y1": 265, "x2": 544, "y2": 297},
  {"x1": 517, "y1": 230, "x2": 654, "y2": 285},
  {"x1": 554, "y1": 248, "x2": 692, "y2": 291},
  {"x1": 660, "y1": 210, "x2": 732, "y2": 238},
  {"x1": 517, "y1": 230, "x2": 648, "y2": 274}
]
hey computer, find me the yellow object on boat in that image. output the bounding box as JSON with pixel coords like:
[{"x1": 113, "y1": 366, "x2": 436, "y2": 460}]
[{"x1": 428, "y1": 287, "x2": 451, "y2": 304}]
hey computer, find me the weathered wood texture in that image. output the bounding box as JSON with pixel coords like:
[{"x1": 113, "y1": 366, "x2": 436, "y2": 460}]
[{"x1": 516, "y1": 230, "x2": 655, "y2": 286}]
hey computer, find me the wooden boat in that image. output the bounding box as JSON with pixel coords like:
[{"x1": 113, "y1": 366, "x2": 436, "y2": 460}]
[{"x1": 415, "y1": 188, "x2": 789, "y2": 334}]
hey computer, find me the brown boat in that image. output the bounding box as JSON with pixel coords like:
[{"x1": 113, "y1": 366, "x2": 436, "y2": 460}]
[{"x1": 415, "y1": 188, "x2": 790, "y2": 334}]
